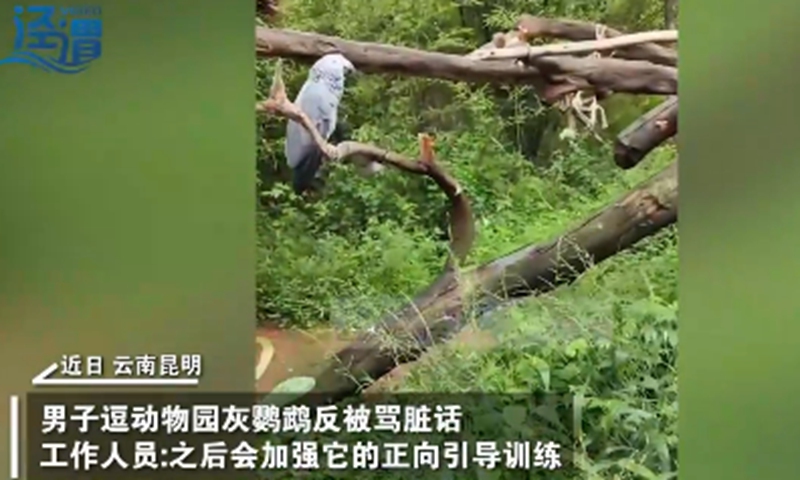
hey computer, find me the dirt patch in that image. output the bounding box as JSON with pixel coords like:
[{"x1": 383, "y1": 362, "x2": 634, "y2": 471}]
[{"x1": 255, "y1": 325, "x2": 352, "y2": 392}]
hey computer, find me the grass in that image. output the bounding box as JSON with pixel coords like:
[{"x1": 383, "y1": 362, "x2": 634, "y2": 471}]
[{"x1": 398, "y1": 226, "x2": 678, "y2": 478}]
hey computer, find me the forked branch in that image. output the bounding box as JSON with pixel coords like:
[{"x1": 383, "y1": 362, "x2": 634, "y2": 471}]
[{"x1": 255, "y1": 66, "x2": 475, "y2": 265}]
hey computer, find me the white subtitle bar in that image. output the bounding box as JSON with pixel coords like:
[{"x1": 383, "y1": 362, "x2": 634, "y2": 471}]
[
  {"x1": 31, "y1": 363, "x2": 199, "y2": 387},
  {"x1": 9, "y1": 395, "x2": 19, "y2": 479}
]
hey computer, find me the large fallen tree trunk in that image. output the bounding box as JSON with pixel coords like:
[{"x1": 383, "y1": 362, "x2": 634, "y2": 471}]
[
  {"x1": 256, "y1": 28, "x2": 677, "y2": 101},
  {"x1": 615, "y1": 96, "x2": 678, "y2": 169},
  {"x1": 297, "y1": 160, "x2": 678, "y2": 404}
]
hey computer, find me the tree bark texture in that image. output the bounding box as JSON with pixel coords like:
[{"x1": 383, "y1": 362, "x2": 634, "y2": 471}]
[{"x1": 615, "y1": 96, "x2": 678, "y2": 169}]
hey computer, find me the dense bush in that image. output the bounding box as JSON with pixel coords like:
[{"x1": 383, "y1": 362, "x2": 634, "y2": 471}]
[{"x1": 256, "y1": 0, "x2": 677, "y2": 477}]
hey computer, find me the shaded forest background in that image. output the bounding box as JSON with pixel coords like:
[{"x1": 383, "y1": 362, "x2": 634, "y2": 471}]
[{"x1": 255, "y1": 0, "x2": 678, "y2": 477}]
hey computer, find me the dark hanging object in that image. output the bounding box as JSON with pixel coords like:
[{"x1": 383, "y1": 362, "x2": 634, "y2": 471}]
[{"x1": 257, "y1": 0, "x2": 279, "y2": 19}]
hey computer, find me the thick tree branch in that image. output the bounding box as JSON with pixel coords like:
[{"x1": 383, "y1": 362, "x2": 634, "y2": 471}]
[
  {"x1": 294, "y1": 161, "x2": 678, "y2": 404},
  {"x1": 516, "y1": 15, "x2": 678, "y2": 66},
  {"x1": 533, "y1": 55, "x2": 676, "y2": 96},
  {"x1": 256, "y1": 27, "x2": 545, "y2": 85},
  {"x1": 615, "y1": 96, "x2": 678, "y2": 169},
  {"x1": 255, "y1": 28, "x2": 677, "y2": 101},
  {"x1": 256, "y1": 66, "x2": 475, "y2": 266}
]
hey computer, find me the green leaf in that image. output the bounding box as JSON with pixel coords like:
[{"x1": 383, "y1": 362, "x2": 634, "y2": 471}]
[
  {"x1": 502, "y1": 405, "x2": 528, "y2": 427},
  {"x1": 263, "y1": 376, "x2": 316, "y2": 406}
]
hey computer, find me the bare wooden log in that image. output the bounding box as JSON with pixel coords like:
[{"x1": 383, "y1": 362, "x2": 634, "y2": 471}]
[
  {"x1": 533, "y1": 55, "x2": 676, "y2": 97},
  {"x1": 473, "y1": 30, "x2": 678, "y2": 61},
  {"x1": 466, "y1": 31, "x2": 528, "y2": 59},
  {"x1": 296, "y1": 161, "x2": 678, "y2": 404},
  {"x1": 257, "y1": 27, "x2": 545, "y2": 85},
  {"x1": 516, "y1": 15, "x2": 678, "y2": 66},
  {"x1": 615, "y1": 96, "x2": 678, "y2": 169},
  {"x1": 255, "y1": 28, "x2": 678, "y2": 101}
]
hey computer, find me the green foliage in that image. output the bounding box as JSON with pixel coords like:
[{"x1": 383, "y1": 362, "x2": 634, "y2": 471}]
[
  {"x1": 399, "y1": 227, "x2": 678, "y2": 478},
  {"x1": 256, "y1": 0, "x2": 677, "y2": 477}
]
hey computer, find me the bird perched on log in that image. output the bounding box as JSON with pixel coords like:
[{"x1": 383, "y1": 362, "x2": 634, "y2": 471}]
[{"x1": 285, "y1": 53, "x2": 358, "y2": 195}]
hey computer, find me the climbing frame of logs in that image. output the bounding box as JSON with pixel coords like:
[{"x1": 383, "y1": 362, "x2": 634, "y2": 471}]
[{"x1": 254, "y1": 13, "x2": 679, "y2": 403}]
